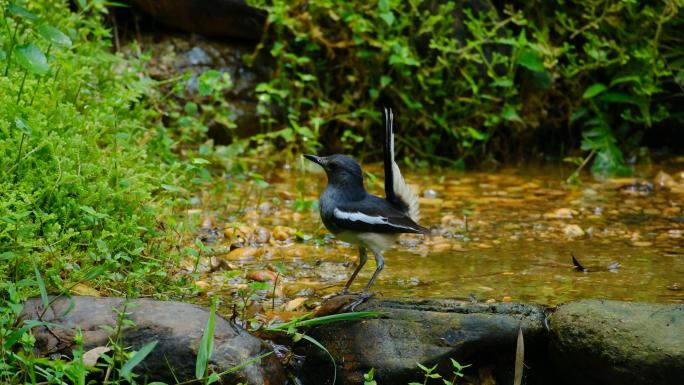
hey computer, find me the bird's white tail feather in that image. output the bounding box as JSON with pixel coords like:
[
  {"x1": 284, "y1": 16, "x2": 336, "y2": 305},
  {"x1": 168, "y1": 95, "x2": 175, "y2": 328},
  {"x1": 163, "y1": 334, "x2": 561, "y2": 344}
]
[
  {"x1": 387, "y1": 109, "x2": 421, "y2": 222},
  {"x1": 391, "y1": 162, "x2": 420, "y2": 222}
]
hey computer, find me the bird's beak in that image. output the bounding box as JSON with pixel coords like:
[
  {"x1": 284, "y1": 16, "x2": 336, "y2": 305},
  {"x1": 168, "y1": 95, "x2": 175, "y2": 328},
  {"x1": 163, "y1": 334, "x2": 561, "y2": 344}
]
[{"x1": 303, "y1": 154, "x2": 324, "y2": 166}]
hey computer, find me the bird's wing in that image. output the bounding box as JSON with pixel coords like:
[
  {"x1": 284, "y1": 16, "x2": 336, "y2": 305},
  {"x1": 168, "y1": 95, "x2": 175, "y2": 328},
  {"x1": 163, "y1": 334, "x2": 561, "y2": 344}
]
[
  {"x1": 331, "y1": 197, "x2": 428, "y2": 234},
  {"x1": 383, "y1": 107, "x2": 421, "y2": 222}
]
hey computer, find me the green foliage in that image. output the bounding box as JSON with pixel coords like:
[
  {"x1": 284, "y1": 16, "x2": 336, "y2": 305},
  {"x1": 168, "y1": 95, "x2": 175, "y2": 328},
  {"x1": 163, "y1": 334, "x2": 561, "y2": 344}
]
[
  {"x1": 364, "y1": 367, "x2": 377, "y2": 385},
  {"x1": 248, "y1": 0, "x2": 683, "y2": 174},
  {"x1": 0, "y1": 0, "x2": 199, "y2": 382},
  {"x1": 409, "y1": 359, "x2": 470, "y2": 385}
]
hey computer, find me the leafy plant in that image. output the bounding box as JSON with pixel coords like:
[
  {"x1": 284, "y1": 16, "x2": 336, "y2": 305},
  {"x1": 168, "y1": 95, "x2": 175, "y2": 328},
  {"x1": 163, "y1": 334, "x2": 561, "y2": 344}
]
[
  {"x1": 247, "y1": 0, "x2": 683, "y2": 173},
  {"x1": 364, "y1": 367, "x2": 378, "y2": 385}
]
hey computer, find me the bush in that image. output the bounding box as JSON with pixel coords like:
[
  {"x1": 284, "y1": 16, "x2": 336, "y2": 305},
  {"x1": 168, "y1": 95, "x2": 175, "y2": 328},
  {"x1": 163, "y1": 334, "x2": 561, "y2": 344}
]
[
  {"x1": 0, "y1": 0, "x2": 187, "y2": 299},
  {"x1": 248, "y1": 0, "x2": 683, "y2": 173}
]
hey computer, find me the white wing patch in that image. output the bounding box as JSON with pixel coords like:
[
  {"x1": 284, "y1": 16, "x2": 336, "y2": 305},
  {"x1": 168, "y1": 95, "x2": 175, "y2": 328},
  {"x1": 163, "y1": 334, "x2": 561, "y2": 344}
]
[
  {"x1": 387, "y1": 110, "x2": 421, "y2": 221},
  {"x1": 333, "y1": 208, "x2": 416, "y2": 231}
]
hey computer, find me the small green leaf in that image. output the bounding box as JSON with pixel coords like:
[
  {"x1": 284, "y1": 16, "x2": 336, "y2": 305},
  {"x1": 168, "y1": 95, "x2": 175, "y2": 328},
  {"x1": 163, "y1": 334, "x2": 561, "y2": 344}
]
[
  {"x1": 380, "y1": 11, "x2": 395, "y2": 26},
  {"x1": 31, "y1": 256, "x2": 49, "y2": 308},
  {"x1": 466, "y1": 127, "x2": 488, "y2": 141},
  {"x1": 0, "y1": 48, "x2": 6, "y2": 61},
  {"x1": 598, "y1": 92, "x2": 637, "y2": 104},
  {"x1": 161, "y1": 184, "x2": 182, "y2": 192},
  {"x1": 37, "y1": 25, "x2": 72, "y2": 47},
  {"x1": 0, "y1": 251, "x2": 18, "y2": 260},
  {"x1": 14, "y1": 44, "x2": 49, "y2": 75},
  {"x1": 518, "y1": 49, "x2": 545, "y2": 72},
  {"x1": 14, "y1": 116, "x2": 32, "y2": 135},
  {"x1": 196, "y1": 298, "x2": 217, "y2": 379},
  {"x1": 582, "y1": 83, "x2": 607, "y2": 99},
  {"x1": 120, "y1": 341, "x2": 158, "y2": 377},
  {"x1": 8, "y1": 3, "x2": 38, "y2": 21},
  {"x1": 491, "y1": 78, "x2": 513, "y2": 88},
  {"x1": 380, "y1": 75, "x2": 392, "y2": 88},
  {"x1": 501, "y1": 105, "x2": 523, "y2": 123}
]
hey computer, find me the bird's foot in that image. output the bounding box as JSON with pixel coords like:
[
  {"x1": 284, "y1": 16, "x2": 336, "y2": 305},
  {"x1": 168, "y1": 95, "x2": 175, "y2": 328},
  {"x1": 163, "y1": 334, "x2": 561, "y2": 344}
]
[{"x1": 345, "y1": 291, "x2": 374, "y2": 312}]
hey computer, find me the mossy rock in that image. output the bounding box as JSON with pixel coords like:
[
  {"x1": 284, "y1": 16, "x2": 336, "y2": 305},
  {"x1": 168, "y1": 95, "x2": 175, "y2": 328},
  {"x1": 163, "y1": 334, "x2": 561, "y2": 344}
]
[{"x1": 549, "y1": 299, "x2": 684, "y2": 385}]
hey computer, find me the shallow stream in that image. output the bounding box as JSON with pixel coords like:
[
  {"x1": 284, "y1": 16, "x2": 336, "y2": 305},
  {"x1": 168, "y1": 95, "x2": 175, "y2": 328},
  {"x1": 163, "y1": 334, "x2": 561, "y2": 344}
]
[{"x1": 184, "y1": 161, "x2": 684, "y2": 312}]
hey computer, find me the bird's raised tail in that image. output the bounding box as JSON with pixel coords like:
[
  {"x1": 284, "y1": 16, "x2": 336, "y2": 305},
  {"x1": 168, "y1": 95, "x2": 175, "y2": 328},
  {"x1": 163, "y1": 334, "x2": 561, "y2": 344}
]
[{"x1": 383, "y1": 107, "x2": 421, "y2": 222}]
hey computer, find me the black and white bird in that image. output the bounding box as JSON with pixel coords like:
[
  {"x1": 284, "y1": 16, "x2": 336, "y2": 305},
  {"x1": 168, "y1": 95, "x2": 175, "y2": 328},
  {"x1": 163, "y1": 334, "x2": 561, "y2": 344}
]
[{"x1": 304, "y1": 108, "x2": 429, "y2": 294}]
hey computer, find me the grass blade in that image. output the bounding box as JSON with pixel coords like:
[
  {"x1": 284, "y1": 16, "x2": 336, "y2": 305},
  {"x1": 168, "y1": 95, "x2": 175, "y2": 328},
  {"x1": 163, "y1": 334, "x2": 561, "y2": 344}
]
[
  {"x1": 120, "y1": 340, "x2": 158, "y2": 378},
  {"x1": 266, "y1": 311, "x2": 382, "y2": 332},
  {"x1": 301, "y1": 334, "x2": 336, "y2": 385},
  {"x1": 513, "y1": 327, "x2": 524, "y2": 385},
  {"x1": 196, "y1": 297, "x2": 217, "y2": 380},
  {"x1": 31, "y1": 255, "x2": 49, "y2": 308}
]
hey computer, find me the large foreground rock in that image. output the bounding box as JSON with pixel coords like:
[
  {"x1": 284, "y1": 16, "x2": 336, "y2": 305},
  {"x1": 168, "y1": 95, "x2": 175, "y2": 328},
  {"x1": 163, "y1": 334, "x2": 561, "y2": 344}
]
[
  {"x1": 296, "y1": 297, "x2": 549, "y2": 385},
  {"x1": 21, "y1": 296, "x2": 285, "y2": 385},
  {"x1": 550, "y1": 300, "x2": 684, "y2": 385}
]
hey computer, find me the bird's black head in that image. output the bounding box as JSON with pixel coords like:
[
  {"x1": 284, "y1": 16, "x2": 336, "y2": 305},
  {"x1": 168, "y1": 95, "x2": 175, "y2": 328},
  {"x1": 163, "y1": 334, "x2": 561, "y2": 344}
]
[{"x1": 304, "y1": 154, "x2": 364, "y2": 191}]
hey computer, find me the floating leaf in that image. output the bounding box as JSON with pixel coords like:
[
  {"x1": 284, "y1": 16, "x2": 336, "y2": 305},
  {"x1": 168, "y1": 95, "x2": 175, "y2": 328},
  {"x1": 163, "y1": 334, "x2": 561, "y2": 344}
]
[
  {"x1": 8, "y1": 3, "x2": 38, "y2": 21},
  {"x1": 37, "y1": 25, "x2": 72, "y2": 47},
  {"x1": 582, "y1": 83, "x2": 607, "y2": 99},
  {"x1": 14, "y1": 44, "x2": 49, "y2": 75},
  {"x1": 518, "y1": 49, "x2": 545, "y2": 72},
  {"x1": 14, "y1": 116, "x2": 32, "y2": 135}
]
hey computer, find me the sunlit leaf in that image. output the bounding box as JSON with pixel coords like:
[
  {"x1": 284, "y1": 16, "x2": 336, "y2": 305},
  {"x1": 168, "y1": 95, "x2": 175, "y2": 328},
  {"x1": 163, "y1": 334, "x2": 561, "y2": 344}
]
[
  {"x1": 31, "y1": 256, "x2": 49, "y2": 308},
  {"x1": 513, "y1": 327, "x2": 524, "y2": 385},
  {"x1": 466, "y1": 127, "x2": 488, "y2": 141},
  {"x1": 501, "y1": 105, "x2": 523, "y2": 122},
  {"x1": 518, "y1": 49, "x2": 545, "y2": 72},
  {"x1": 8, "y1": 3, "x2": 38, "y2": 21},
  {"x1": 14, "y1": 44, "x2": 49, "y2": 75},
  {"x1": 38, "y1": 25, "x2": 72, "y2": 47},
  {"x1": 0, "y1": 251, "x2": 18, "y2": 260},
  {"x1": 196, "y1": 298, "x2": 216, "y2": 379},
  {"x1": 120, "y1": 341, "x2": 158, "y2": 377},
  {"x1": 14, "y1": 116, "x2": 32, "y2": 135},
  {"x1": 582, "y1": 83, "x2": 607, "y2": 99}
]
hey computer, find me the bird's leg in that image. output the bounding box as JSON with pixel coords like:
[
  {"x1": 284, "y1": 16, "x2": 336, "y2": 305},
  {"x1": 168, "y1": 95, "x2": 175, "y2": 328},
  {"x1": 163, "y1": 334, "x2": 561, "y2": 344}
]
[
  {"x1": 342, "y1": 246, "x2": 367, "y2": 294},
  {"x1": 362, "y1": 250, "x2": 384, "y2": 294}
]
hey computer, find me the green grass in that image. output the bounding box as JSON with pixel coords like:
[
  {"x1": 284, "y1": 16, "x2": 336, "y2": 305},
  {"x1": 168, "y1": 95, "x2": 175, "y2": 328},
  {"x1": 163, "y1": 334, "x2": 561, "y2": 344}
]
[{"x1": 0, "y1": 0, "x2": 201, "y2": 382}]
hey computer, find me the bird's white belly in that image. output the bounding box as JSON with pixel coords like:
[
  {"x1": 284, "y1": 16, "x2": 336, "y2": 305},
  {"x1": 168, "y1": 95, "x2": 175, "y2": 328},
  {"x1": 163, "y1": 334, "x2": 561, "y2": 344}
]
[{"x1": 337, "y1": 231, "x2": 398, "y2": 254}]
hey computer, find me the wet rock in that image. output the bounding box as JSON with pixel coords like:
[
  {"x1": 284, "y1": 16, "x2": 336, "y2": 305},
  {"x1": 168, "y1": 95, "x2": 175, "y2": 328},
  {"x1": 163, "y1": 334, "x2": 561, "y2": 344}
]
[
  {"x1": 543, "y1": 208, "x2": 576, "y2": 219},
  {"x1": 549, "y1": 300, "x2": 684, "y2": 385},
  {"x1": 423, "y1": 188, "x2": 439, "y2": 198},
  {"x1": 225, "y1": 246, "x2": 263, "y2": 261},
  {"x1": 297, "y1": 298, "x2": 548, "y2": 385},
  {"x1": 654, "y1": 170, "x2": 676, "y2": 188},
  {"x1": 131, "y1": 0, "x2": 266, "y2": 40},
  {"x1": 247, "y1": 269, "x2": 278, "y2": 282},
  {"x1": 20, "y1": 296, "x2": 285, "y2": 385},
  {"x1": 272, "y1": 226, "x2": 295, "y2": 241},
  {"x1": 562, "y1": 224, "x2": 585, "y2": 238}
]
